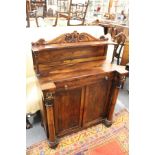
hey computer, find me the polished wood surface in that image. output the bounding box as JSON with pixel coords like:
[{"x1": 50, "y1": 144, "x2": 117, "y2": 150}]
[
  {"x1": 99, "y1": 22, "x2": 129, "y2": 38},
  {"x1": 32, "y1": 31, "x2": 128, "y2": 148},
  {"x1": 54, "y1": 88, "x2": 83, "y2": 136},
  {"x1": 32, "y1": 31, "x2": 109, "y2": 76},
  {"x1": 82, "y1": 79, "x2": 112, "y2": 127},
  {"x1": 120, "y1": 40, "x2": 129, "y2": 66}
]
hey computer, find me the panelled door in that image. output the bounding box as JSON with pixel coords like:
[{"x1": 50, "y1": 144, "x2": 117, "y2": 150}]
[
  {"x1": 53, "y1": 77, "x2": 112, "y2": 137},
  {"x1": 82, "y1": 78, "x2": 112, "y2": 127},
  {"x1": 54, "y1": 87, "x2": 84, "y2": 137}
]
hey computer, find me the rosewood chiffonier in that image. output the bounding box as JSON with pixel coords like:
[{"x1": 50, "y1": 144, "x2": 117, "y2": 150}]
[{"x1": 31, "y1": 31, "x2": 128, "y2": 148}]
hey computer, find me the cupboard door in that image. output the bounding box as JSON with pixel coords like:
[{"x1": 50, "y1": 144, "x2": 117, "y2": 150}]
[
  {"x1": 54, "y1": 87, "x2": 84, "y2": 136},
  {"x1": 82, "y1": 79, "x2": 112, "y2": 127}
]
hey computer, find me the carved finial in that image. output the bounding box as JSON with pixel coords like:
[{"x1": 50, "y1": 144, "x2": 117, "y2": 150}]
[
  {"x1": 64, "y1": 31, "x2": 99, "y2": 43},
  {"x1": 45, "y1": 92, "x2": 54, "y2": 107},
  {"x1": 114, "y1": 74, "x2": 126, "y2": 88}
]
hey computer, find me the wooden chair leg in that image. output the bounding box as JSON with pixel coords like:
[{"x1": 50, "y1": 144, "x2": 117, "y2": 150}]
[
  {"x1": 121, "y1": 81, "x2": 125, "y2": 89},
  {"x1": 53, "y1": 12, "x2": 58, "y2": 26},
  {"x1": 26, "y1": 15, "x2": 30, "y2": 28},
  {"x1": 111, "y1": 49, "x2": 116, "y2": 63},
  {"x1": 111, "y1": 56, "x2": 114, "y2": 63},
  {"x1": 117, "y1": 56, "x2": 120, "y2": 65},
  {"x1": 35, "y1": 17, "x2": 39, "y2": 27},
  {"x1": 121, "y1": 76, "x2": 127, "y2": 89},
  {"x1": 117, "y1": 45, "x2": 124, "y2": 65},
  {"x1": 67, "y1": 17, "x2": 70, "y2": 26}
]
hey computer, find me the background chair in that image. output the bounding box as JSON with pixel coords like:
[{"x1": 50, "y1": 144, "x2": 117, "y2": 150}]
[
  {"x1": 111, "y1": 32, "x2": 126, "y2": 65},
  {"x1": 54, "y1": 0, "x2": 89, "y2": 26},
  {"x1": 26, "y1": 0, "x2": 46, "y2": 27}
]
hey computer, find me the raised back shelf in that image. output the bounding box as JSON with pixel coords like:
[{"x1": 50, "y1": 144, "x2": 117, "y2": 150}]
[{"x1": 32, "y1": 31, "x2": 110, "y2": 76}]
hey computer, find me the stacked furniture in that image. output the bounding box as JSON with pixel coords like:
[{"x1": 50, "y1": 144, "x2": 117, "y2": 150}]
[
  {"x1": 31, "y1": 31, "x2": 128, "y2": 148},
  {"x1": 26, "y1": 0, "x2": 46, "y2": 27},
  {"x1": 54, "y1": 0, "x2": 89, "y2": 26}
]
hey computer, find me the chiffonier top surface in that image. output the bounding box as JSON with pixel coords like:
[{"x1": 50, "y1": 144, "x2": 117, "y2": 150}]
[
  {"x1": 37, "y1": 60, "x2": 128, "y2": 92},
  {"x1": 32, "y1": 41, "x2": 114, "y2": 52},
  {"x1": 37, "y1": 60, "x2": 128, "y2": 80}
]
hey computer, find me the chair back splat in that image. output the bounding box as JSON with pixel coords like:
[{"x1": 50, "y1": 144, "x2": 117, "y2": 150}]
[
  {"x1": 111, "y1": 32, "x2": 126, "y2": 65},
  {"x1": 54, "y1": 0, "x2": 89, "y2": 26}
]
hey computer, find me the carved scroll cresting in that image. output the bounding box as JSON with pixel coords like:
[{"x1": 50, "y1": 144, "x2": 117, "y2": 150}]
[
  {"x1": 32, "y1": 31, "x2": 109, "y2": 46},
  {"x1": 48, "y1": 31, "x2": 100, "y2": 44}
]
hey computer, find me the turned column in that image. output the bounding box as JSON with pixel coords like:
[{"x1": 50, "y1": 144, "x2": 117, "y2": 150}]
[
  {"x1": 104, "y1": 72, "x2": 126, "y2": 127},
  {"x1": 44, "y1": 92, "x2": 59, "y2": 148}
]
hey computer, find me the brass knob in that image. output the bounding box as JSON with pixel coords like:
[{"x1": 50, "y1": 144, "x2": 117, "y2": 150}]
[{"x1": 64, "y1": 85, "x2": 68, "y2": 90}]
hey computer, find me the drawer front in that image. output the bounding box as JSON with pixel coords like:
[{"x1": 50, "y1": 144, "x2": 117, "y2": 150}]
[{"x1": 54, "y1": 73, "x2": 113, "y2": 92}]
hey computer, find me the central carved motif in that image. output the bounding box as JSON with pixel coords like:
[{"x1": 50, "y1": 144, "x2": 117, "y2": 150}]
[{"x1": 65, "y1": 31, "x2": 91, "y2": 43}]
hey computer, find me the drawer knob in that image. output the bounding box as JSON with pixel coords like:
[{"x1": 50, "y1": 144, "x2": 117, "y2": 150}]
[
  {"x1": 64, "y1": 84, "x2": 68, "y2": 90},
  {"x1": 104, "y1": 76, "x2": 109, "y2": 80}
]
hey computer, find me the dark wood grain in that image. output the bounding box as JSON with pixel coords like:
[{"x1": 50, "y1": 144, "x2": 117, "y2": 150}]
[
  {"x1": 31, "y1": 31, "x2": 128, "y2": 148},
  {"x1": 54, "y1": 88, "x2": 83, "y2": 136},
  {"x1": 120, "y1": 40, "x2": 129, "y2": 66},
  {"x1": 82, "y1": 79, "x2": 112, "y2": 127}
]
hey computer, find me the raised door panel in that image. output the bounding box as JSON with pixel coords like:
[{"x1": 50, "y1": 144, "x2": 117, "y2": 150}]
[
  {"x1": 54, "y1": 87, "x2": 84, "y2": 137},
  {"x1": 82, "y1": 79, "x2": 112, "y2": 127}
]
